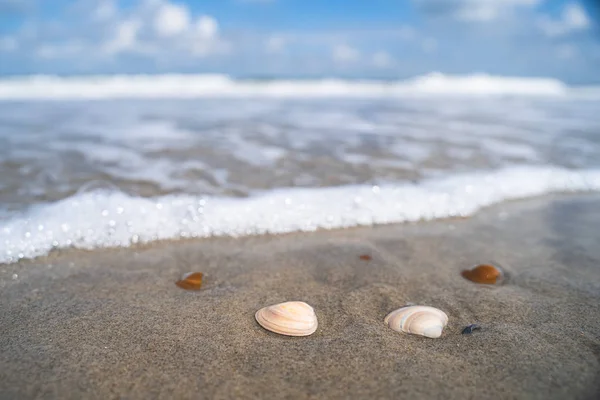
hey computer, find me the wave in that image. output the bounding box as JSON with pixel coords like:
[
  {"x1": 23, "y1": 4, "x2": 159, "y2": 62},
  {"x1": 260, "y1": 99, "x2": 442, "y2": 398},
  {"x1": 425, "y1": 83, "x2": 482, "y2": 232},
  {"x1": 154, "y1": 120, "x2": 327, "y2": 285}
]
[
  {"x1": 2, "y1": 166, "x2": 600, "y2": 263},
  {"x1": 0, "y1": 72, "x2": 598, "y2": 100}
]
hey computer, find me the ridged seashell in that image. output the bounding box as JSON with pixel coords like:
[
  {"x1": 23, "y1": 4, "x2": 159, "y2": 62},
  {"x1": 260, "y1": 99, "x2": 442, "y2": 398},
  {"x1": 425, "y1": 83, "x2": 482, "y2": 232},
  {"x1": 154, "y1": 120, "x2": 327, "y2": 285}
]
[
  {"x1": 175, "y1": 272, "x2": 203, "y2": 290},
  {"x1": 461, "y1": 264, "x2": 503, "y2": 285},
  {"x1": 384, "y1": 305, "x2": 448, "y2": 338},
  {"x1": 255, "y1": 301, "x2": 318, "y2": 337}
]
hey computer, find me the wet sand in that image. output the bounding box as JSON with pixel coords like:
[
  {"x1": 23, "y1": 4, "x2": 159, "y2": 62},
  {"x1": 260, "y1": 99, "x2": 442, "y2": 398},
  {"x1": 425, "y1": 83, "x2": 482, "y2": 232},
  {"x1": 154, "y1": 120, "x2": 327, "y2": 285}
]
[{"x1": 1, "y1": 194, "x2": 599, "y2": 399}]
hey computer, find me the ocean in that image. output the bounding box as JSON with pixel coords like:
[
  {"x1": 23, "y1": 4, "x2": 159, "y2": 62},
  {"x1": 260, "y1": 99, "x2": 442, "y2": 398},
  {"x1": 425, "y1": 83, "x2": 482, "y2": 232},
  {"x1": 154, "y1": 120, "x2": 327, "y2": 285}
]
[{"x1": 1, "y1": 73, "x2": 600, "y2": 263}]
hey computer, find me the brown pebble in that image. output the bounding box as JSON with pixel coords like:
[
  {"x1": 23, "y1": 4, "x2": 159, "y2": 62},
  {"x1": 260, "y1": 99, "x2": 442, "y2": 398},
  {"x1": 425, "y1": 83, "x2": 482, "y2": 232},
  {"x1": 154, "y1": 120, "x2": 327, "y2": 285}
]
[
  {"x1": 461, "y1": 264, "x2": 502, "y2": 284},
  {"x1": 175, "y1": 272, "x2": 203, "y2": 290},
  {"x1": 359, "y1": 254, "x2": 372, "y2": 261}
]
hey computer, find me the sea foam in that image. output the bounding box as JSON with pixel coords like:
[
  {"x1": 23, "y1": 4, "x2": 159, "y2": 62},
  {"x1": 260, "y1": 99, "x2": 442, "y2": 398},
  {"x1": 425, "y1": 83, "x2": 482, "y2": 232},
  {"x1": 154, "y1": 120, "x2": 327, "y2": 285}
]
[
  {"x1": 2, "y1": 166, "x2": 600, "y2": 263},
  {"x1": 1, "y1": 72, "x2": 597, "y2": 100}
]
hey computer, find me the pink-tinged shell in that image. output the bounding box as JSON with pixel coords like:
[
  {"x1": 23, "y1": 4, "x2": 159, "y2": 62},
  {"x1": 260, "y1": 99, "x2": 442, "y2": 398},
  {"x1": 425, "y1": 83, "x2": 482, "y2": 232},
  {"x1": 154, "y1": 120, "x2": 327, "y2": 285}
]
[
  {"x1": 255, "y1": 301, "x2": 318, "y2": 337},
  {"x1": 384, "y1": 305, "x2": 448, "y2": 339}
]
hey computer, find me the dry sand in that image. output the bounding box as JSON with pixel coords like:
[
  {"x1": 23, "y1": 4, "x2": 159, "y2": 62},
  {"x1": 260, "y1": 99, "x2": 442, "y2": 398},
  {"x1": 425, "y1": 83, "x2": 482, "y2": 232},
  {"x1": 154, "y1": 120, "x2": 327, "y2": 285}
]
[{"x1": 1, "y1": 194, "x2": 599, "y2": 399}]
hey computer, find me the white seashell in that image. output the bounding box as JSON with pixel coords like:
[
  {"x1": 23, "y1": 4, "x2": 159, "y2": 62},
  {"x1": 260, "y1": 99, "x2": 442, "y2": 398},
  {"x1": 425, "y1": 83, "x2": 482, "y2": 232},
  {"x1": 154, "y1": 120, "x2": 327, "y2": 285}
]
[
  {"x1": 384, "y1": 305, "x2": 448, "y2": 339},
  {"x1": 255, "y1": 301, "x2": 318, "y2": 337}
]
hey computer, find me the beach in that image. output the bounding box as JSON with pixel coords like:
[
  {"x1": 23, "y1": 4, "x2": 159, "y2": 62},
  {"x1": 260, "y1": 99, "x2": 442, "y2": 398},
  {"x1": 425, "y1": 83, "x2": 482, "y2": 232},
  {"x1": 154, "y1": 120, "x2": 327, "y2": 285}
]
[
  {"x1": 2, "y1": 194, "x2": 599, "y2": 399},
  {"x1": 2, "y1": 0, "x2": 600, "y2": 395},
  {"x1": 1, "y1": 78, "x2": 600, "y2": 399}
]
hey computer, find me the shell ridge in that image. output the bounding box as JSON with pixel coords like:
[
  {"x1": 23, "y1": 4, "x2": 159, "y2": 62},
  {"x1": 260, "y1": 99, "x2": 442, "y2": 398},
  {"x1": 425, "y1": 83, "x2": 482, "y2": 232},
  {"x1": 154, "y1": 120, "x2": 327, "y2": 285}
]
[
  {"x1": 385, "y1": 305, "x2": 448, "y2": 339},
  {"x1": 255, "y1": 301, "x2": 318, "y2": 337}
]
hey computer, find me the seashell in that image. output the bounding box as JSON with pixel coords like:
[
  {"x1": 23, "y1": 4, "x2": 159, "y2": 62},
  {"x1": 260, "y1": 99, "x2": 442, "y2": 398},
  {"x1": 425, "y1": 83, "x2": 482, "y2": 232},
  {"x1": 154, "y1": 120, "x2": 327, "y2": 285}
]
[
  {"x1": 255, "y1": 301, "x2": 318, "y2": 337},
  {"x1": 359, "y1": 254, "x2": 372, "y2": 261},
  {"x1": 175, "y1": 272, "x2": 203, "y2": 290},
  {"x1": 461, "y1": 263, "x2": 503, "y2": 285},
  {"x1": 384, "y1": 305, "x2": 448, "y2": 339}
]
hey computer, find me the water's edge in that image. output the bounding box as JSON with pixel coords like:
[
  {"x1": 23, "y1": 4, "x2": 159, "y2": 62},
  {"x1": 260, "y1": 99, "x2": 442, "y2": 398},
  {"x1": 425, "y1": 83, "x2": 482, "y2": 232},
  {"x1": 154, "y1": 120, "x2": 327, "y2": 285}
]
[
  {"x1": 2, "y1": 72, "x2": 599, "y2": 99},
  {"x1": 2, "y1": 165, "x2": 599, "y2": 264}
]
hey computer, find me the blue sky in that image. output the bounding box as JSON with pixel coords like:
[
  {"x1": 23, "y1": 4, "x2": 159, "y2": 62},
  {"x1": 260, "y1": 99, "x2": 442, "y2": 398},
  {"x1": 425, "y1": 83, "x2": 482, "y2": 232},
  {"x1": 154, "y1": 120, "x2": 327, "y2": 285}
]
[{"x1": 0, "y1": 0, "x2": 598, "y2": 82}]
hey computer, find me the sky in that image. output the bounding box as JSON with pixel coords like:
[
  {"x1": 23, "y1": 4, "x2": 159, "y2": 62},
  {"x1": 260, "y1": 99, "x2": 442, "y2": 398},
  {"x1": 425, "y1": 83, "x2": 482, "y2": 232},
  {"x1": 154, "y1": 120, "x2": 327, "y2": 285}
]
[{"x1": 0, "y1": 0, "x2": 599, "y2": 83}]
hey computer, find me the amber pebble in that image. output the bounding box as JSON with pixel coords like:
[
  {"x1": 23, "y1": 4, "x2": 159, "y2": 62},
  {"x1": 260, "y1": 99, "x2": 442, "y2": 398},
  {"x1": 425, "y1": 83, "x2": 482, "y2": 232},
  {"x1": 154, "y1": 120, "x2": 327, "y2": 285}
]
[
  {"x1": 359, "y1": 254, "x2": 372, "y2": 261},
  {"x1": 461, "y1": 264, "x2": 502, "y2": 285},
  {"x1": 175, "y1": 272, "x2": 203, "y2": 290}
]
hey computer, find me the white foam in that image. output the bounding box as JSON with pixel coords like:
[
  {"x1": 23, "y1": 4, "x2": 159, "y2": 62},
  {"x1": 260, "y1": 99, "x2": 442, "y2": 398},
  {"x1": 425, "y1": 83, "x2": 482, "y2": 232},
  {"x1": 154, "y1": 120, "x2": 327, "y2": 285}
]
[
  {"x1": 224, "y1": 133, "x2": 287, "y2": 167},
  {"x1": 406, "y1": 73, "x2": 568, "y2": 96},
  {"x1": 0, "y1": 72, "x2": 595, "y2": 100},
  {"x1": 2, "y1": 166, "x2": 600, "y2": 263}
]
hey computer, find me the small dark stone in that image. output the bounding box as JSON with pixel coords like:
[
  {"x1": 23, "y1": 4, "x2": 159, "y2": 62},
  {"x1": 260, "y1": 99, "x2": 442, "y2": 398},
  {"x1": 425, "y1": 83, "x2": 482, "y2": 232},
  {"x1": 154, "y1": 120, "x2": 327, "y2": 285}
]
[{"x1": 461, "y1": 324, "x2": 481, "y2": 334}]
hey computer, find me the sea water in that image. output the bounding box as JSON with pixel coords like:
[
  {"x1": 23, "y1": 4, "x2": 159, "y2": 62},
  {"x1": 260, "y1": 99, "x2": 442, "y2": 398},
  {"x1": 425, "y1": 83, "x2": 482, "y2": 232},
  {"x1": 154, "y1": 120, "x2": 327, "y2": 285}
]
[{"x1": 1, "y1": 73, "x2": 599, "y2": 263}]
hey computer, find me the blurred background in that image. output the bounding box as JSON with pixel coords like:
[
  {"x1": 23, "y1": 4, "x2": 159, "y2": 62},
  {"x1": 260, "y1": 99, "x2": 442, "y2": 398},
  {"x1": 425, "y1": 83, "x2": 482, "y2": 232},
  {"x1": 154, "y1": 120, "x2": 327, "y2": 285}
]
[
  {"x1": 0, "y1": 0, "x2": 598, "y2": 82},
  {"x1": 1, "y1": 0, "x2": 600, "y2": 263}
]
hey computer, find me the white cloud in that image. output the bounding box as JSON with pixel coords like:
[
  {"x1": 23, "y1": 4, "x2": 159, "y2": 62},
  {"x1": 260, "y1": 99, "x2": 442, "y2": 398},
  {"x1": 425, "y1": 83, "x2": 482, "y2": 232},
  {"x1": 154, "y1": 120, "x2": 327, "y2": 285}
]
[
  {"x1": 266, "y1": 36, "x2": 285, "y2": 53},
  {"x1": 94, "y1": 0, "x2": 116, "y2": 21},
  {"x1": 537, "y1": 20, "x2": 562, "y2": 37},
  {"x1": 88, "y1": 1, "x2": 225, "y2": 58},
  {"x1": 413, "y1": 0, "x2": 540, "y2": 22},
  {"x1": 103, "y1": 19, "x2": 141, "y2": 54},
  {"x1": 188, "y1": 15, "x2": 227, "y2": 56},
  {"x1": 372, "y1": 51, "x2": 393, "y2": 68},
  {"x1": 396, "y1": 26, "x2": 417, "y2": 40},
  {"x1": 0, "y1": 36, "x2": 18, "y2": 51},
  {"x1": 538, "y1": 3, "x2": 591, "y2": 37},
  {"x1": 196, "y1": 15, "x2": 218, "y2": 39},
  {"x1": 332, "y1": 44, "x2": 360, "y2": 63},
  {"x1": 563, "y1": 3, "x2": 590, "y2": 29},
  {"x1": 459, "y1": 0, "x2": 539, "y2": 21},
  {"x1": 36, "y1": 41, "x2": 85, "y2": 59},
  {"x1": 189, "y1": 37, "x2": 229, "y2": 57},
  {"x1": 5, "y1": 0, "x2": 597, "y2": 81},
  {"x1": 189, "y1": 16, "x2": 229, "y2": 56},
  {"x1": 154, "y1": 2, "x2": 190, "y2": 37}
]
